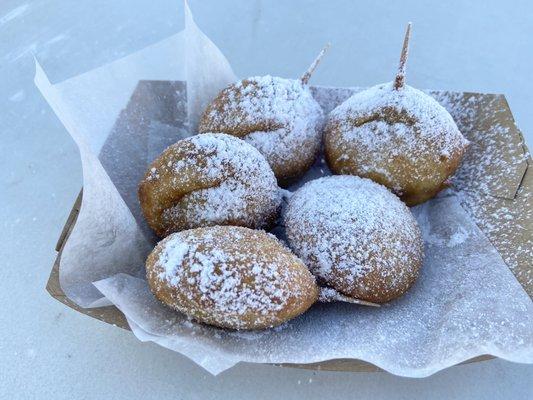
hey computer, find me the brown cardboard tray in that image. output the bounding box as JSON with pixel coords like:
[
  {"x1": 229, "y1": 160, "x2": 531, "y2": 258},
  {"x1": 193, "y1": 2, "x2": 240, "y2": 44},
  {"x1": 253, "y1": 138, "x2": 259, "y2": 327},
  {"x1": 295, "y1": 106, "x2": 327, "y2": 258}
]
[{"x1": 46, "y1": 81, "x2": 532, "y2": 372}]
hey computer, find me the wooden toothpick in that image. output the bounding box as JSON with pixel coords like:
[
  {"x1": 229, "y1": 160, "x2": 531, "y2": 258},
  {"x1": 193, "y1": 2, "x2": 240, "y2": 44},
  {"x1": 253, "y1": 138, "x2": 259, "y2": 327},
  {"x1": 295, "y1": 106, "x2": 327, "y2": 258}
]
[
  {"x1": 318, "y1": 286, "x2": 380, "y2": 307},
  {"x1": 300, "y1": 43, "x2": 331, "y2": 85},
  {"x1": 394, "y1": 22, "x2": 412, "y2": 90}
]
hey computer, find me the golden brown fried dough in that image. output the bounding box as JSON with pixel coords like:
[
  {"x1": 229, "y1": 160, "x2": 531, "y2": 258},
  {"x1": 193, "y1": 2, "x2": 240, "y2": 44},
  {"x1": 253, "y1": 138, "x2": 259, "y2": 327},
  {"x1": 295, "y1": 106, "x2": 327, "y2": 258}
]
[
  {"x1": 284, "y1": 176, "x2": 423, "y2": 304},
  {"x1": 324, "y1": 83, "x2": 468, "y2": 205},
  {"x1": 139, "y1": 133, "x2": 281, "y2": 237},
  {"x1": 324, "y1": 24, "x2": 468, "y2": 206},
  {"x1": 198, "y1": 76, "x2": 324, "y2": 186},
  {"x1": 146, "y1": 225, "x2": 319, "y2": 330}
]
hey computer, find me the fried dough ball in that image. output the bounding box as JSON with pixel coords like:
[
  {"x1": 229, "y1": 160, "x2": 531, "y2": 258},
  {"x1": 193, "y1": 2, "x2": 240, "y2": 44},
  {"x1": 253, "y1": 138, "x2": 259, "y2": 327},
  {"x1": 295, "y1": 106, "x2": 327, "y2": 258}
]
[
  {"x1": 325, "y1": 24, "x2": 468, "y2": 205},
  {"x1": 146, "y1": 225, "x2": 319, "y2": 330},
  {"x1": 198, "y1": 76, "x2": 324, "y2": 186},
  {"x1": 284, "y1": 175, "x2": 423, "y2": 303},
  {"x1": 138, "y1": 133, "x2": 281, "y2": 237},
  {"x1": 324, "y1": 82, "x2": 469, "y2": 205}
]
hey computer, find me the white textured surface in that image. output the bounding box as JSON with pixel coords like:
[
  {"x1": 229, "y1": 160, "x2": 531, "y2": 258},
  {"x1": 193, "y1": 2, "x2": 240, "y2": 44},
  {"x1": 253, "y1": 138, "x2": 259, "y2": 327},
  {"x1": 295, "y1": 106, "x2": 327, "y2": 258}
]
[{"x1": 1, "y1": 0, "x2": 532, "y2": 398}]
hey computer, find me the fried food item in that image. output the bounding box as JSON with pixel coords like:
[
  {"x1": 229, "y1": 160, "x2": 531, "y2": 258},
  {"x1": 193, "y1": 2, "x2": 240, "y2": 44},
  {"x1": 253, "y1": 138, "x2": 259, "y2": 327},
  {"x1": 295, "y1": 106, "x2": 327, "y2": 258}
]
[
  {"x1": 198, "y1": 76, "x2": 324, "y2": 186},
  {"x1": 198, "y1": 47, "x2": 329, "y2": 186},
  {"x1": 146, "y1": 225, "x2": 319, "y2": 330},
  {"x1": 284, "y1": 175, "x2": 423, "y2": 304},
  {"x1": 138, "y1": 133, "x2": 281, "y2": 237},
  {"x1": 324, "y1": 24, "x2": 469, "y2": 205}
]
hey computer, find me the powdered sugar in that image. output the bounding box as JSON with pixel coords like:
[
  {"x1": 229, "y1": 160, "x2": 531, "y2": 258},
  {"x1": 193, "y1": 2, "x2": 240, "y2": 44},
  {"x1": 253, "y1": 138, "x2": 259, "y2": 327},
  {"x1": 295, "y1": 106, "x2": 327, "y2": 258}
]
[
  {"x1": 95, "y1": 195, "x2": 533, "y2": 376},
  {"x1": 199, "y1": 76, "x2": 324, "y2": 181},
  {"x1": 143, "y1": 133, "x2": 282, "y2": 233},
  {"x1": 431, "y1": 92, "x2": 532, "y2": 290},
  {"x1": 284, "y1": 175, "x2": 422, "y2": 300},
  {"x1": 150, "y1": 226, "x2": 314, "y2": 329},
  {"x1": 326, "y1": 82, "x2": 469, "y2": 185},
  {"x1": 447, "y1": 228, "x2": 470, "y2": 247},
  {"x1": 311, "y1": 85, "x2": 532, "y2": 294},
  {"x1": 40, "y1": 7, "x2": 533, "y2": 376},
  {"x1": 434, "y1": 92, "x2": 528, "y2": 197},
  {"x1": 158, "y1": 240, "x2": 189, "y2": 279}
]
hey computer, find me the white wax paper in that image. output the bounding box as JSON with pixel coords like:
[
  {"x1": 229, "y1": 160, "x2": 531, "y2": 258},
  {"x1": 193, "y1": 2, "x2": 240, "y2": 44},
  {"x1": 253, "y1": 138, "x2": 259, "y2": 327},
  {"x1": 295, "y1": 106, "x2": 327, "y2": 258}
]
[
  {"x1": 35, "y1": 3, "x2": 236, "y2": 307},
  {"x1": 36, "y1": 3, "x2": 533, "y2": 376}
]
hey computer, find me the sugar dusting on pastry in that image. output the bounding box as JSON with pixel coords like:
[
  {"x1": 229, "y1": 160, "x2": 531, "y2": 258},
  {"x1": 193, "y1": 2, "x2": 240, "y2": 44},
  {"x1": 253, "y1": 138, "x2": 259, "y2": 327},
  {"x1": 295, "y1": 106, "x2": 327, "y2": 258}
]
[
  {"x1": 284, "y1": 175, "x2": 423, "y2": 303},
  {"x1": 198, "y1": 76, "x2": 324, "y2": 184},
  {"x1": 158, "y1": 235, "x2": 285, "y2": 314},
  {"x1": 325, "y1": 82, "x2": 469, "y2": 203},
  {"x1": 147, "y1": 226, "x2": 318, "y2": 330},
  {"x1": 139, "y1": 133, "x2": 282, "y2": 236},
  {"x1": 329, "y1": 82, "x2": 468, "y2": 165},
  {"x1": 170, "y1": 133, "x2": 282, "y2": 228}
]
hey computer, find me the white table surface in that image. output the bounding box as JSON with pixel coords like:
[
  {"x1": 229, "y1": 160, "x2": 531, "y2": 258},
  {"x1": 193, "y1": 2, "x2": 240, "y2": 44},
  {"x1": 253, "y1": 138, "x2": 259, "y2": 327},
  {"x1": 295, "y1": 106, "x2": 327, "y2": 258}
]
[{"x1": 1, "y1": 0, "x2": 532, "y2": 398}]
